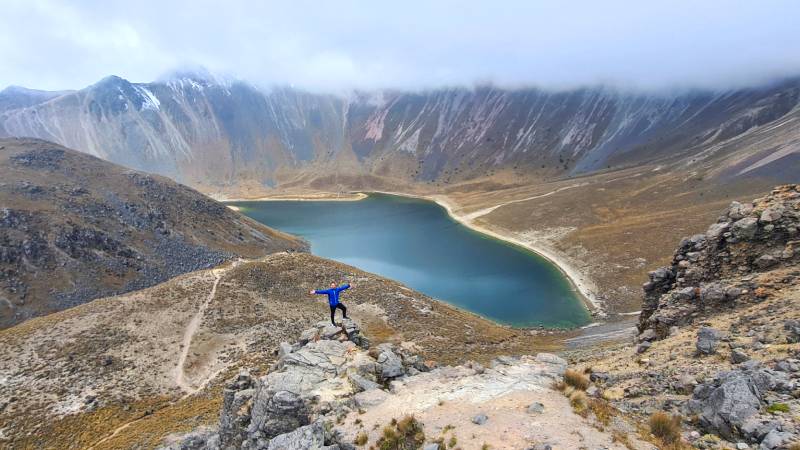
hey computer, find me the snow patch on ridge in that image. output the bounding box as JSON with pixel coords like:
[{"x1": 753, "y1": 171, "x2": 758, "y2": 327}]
[{"x1": 134, "y1": 86, "x2": 161, "y2": 111}]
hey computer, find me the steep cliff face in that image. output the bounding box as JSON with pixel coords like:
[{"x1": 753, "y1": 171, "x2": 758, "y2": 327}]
[{"x1": 2, "y1": 74, "x2": 798, "y2": 191}]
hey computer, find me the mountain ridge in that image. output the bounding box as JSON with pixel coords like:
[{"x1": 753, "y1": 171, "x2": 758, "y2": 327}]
[{"x1": 1, "y1": 74, "x2": 798, "y2": 193}]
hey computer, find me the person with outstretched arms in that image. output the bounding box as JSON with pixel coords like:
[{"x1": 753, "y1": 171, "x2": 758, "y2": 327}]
[{"x1": 310, "y1": 282, "x2": 351, "y2": 325}]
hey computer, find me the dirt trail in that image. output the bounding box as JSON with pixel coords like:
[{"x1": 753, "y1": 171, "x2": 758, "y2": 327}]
[
  {"x1": 174, "y1": 266, "x2": 225, "y2": 394},
  {"x1": 89, "y1": 263, "x2": 234, "y2": 450}
]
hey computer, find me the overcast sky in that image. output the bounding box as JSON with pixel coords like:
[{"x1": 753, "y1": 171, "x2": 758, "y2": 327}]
[{"x1": 1, "y1": 0, "x2": 800, "y2": 93}]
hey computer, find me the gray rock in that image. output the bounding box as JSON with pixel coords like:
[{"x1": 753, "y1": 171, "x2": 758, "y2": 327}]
[
  {"x1": 377, "y1": 349, "x2": 404, "y2": 379},
  {"x1": 423, "y1": 444, "x2": 440, "y2": 450},
  {"x1": 732, "y1": 218, "x2": 759, "y2": 240},
  {"x1": 707, "y1": 222, "x2": 730, "y2": 239},
  {"x1": 675, "y1": 286, "x2": 696, "y2": 301},
  {"x1": 527, "y1": 402, "x2": 545, "y2": 414},
  {"x1": 354, "y1": 388, "x2": 389, "y2": 408},
  {"x1": 696, "y1": 327, "x2": 723, "y2": 355},
  {"x1": 589, "y1": 372, "x2": 610, "y2": 383},
  {"x1": 347, "y1": 372, "x2": 381, "y2": 392},
  {"x1": 785, "y1": 320, "x2": 800, "y2": 343},
  {"x1": 690, "y1": 371, "x2": 763, "y2": 439},
  {"x1": 775, "y1": 360, "x2": 799, "y2": 372},
  {"x1": 759, "y1": 430, "x2": 794, "y2": 450},
  {"x1": 754, "y1": 254, "x2": 778, "y2": 269},
  {"x1": 759, "y1": 205, "x2": 785, "y2": 223},
  {"x1": 701, "y1": 285, "x2": 726, "y2": 302},
  {"x1": 278, "y1": 342, "x2": 294, "y2": 358},
  {"x1": 247, "y1": 390, "x2": 309, "y2": 439},
  {"x1": 266, "y1": 420, "x2": 326, "y2": 450},
  {"x1": 731, "y1": 349, "x2": 750, "y2": 364},
  {"x1": 637, "y1": 341, "x2": 652, "y2": 353},
  {"x1": 158, "y1": 429, "x2": 220, "y2": 450},
  {"x1": 729, "y1": 202, "x2": 755, "y2": 220},
  {"x1": 736, "y1": 443, "x2": 749, "y2": 449},
  {"x1": 638, "y1": 328, "x2": 656, "y2": 342},
  {"x1": 534, "y1": 353, "x2": 567, "y2": 374},
  {"x1": 471, "y1": 412, "x2": 488, "y2": 425},
  {"x1": 741, "y1": 419, "x2": 780, "y2": 441}
]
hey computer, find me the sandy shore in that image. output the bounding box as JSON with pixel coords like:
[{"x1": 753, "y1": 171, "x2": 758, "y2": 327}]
[
  {"x1": 365, "y1": 190, "x2": 602, "y2": 315},
  {"x1": 213, "y1": 192, "x2": 368, "y2": 202}
]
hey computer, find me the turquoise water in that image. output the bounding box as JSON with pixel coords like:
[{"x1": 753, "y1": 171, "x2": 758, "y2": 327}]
[{"x1": 230, "y1": 193, "x2": 590, "y2": 328}]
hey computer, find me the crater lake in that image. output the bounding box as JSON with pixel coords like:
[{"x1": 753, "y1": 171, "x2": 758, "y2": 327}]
[{"x1": 230, "y1": 193, "x2": 590, "y2": 328}]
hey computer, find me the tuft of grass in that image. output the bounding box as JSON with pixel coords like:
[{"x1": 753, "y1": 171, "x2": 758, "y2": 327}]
[
  {"x1": 481, "y1": 444, "x2": 491, "y2": 450},
  {"x1": 588, "y1": 398, "x2": 616, "y2": 426},
  {"x1": 448, "y1": 435, "x2": 457, "y2": 447},
  {"x1": 612, "y1": 430, "x2": 635, "y2": 450},
  {"x1": 569, "y1": 390, "x2": 588, "y2": 413},
  {"x1": 563, "y1": 369, "x2": 590, "y2": 391},
  {"x1": 376, "y1": 416, "x2": 425, "y2": 450},
  {"x1": 788, "y1": 443, "x2": 800, "y2": 450},
  {"x1": 767, "y1": 403, "x2": 790, "y2": 414},
  {"x1": 355, "y1": 431, "x2": 368, "y2": 446},
  {"x1": 649, "y1": 412, "x2": 682, "y2": 444}
]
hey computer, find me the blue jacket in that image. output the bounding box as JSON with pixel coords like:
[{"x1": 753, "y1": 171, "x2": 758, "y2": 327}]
[{"x1": 314, "y1": 284, "x2": 350, "y2": 306}]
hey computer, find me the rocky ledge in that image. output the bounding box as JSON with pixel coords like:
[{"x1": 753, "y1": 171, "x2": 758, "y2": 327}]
[{"x1": 158, "y1": 319, "x2": 613, "y2": 449}]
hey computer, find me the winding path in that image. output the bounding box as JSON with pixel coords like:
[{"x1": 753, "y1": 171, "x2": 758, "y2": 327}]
[
  {"x1": 174, "y1": 267, "x2": 224, "y2": 394},
  {"x1": 89, "y1": 262, "x2": 235, "y2": 449}
]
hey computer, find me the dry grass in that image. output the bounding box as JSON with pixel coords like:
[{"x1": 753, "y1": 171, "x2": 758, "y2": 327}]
[
  {"x1": 569, "y1": 390, "x2": 588, "y2": 413},
  {"x1": 588, "y1": 398, "x2": 616, "y2": 426},
  {"x1": 648, "y1": 412, "x2": 682, "y2": 445},
  {"x1": 376, "y1": 416, "x2": 425, "y2": 450},
  {"x1": 612, "y1": 430, "x2": 635, "y2": 450},
  {"x1": 563, "y1": 369, "x2": 590, "y2": 391},
  {"x1": 355, "y1": 431, "x2": 369, "y2": 446}
]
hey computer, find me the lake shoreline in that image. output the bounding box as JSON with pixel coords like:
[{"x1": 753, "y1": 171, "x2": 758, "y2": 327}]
[
  {"x1": 224, "y1": 190, "x2": 603, "y2": 319},
  {"x1": 366, "y1": 190, "x2": 602, "y2": 317}
]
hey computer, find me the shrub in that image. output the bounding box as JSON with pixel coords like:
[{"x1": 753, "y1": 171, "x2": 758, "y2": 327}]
[
  {"x1": 355, "y1": 431, "x2": 368, "y2": 446},
  {"x1": 376, "y1": 416, "x2": 425, "y2": 450},
  {"x1": 564, "y1": 369, "x2": 590, "y2": 391},
  {"x1": 569, "y1": 390, "x2": 588, "y2": 413},
  {"x1": 767, "y1": 403, "x2": 790, "y2": 413},
  {"x1": 649, "y1": 412, "x2": 682, "y2": 444}
]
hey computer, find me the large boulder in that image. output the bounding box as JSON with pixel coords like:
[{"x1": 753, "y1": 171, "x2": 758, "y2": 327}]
[
  {"x1": 266, "y1": 420, "x2": 331, "y2": 450},
  {"x1": 689, "y1": 372, "x2": 762, "y2": 439},
  {"x1": 696, "y1": 327, "x2": 724, "y2": 355},
  {"x1": 732, "y1": 218, "x2": 759, "y2": 240}
]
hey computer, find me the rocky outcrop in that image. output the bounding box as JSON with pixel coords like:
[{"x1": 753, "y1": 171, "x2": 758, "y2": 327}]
[
  {"x1": 160, "y1": 319, "x2": 426, "y2": 449},
  {"x1": 161, "y1": 319, "x2": 575, "y2": 449},
  {"x1": 638, "y1": 185, "x2": 800, "y2": 339}
]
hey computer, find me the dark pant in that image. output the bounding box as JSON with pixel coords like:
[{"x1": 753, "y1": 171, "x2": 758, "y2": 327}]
[{"x1": 330, "y1": 303, "x2": 347, "y2": 324}]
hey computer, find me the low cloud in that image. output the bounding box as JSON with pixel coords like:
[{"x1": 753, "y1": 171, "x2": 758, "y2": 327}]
[{"x1": 1, "y1": 0, "x2": 799, "y2": 92}]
